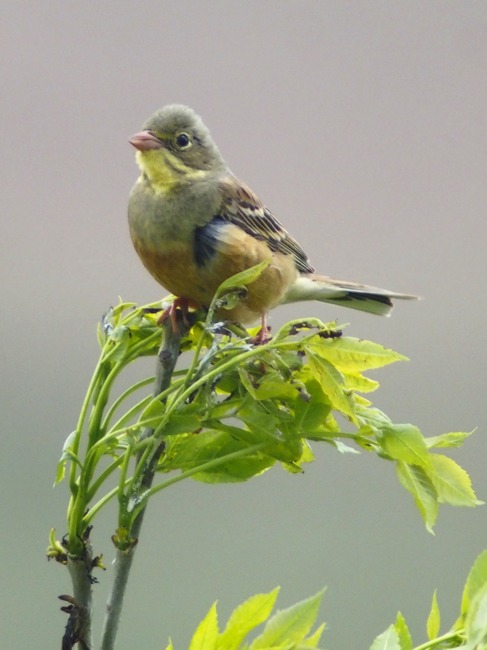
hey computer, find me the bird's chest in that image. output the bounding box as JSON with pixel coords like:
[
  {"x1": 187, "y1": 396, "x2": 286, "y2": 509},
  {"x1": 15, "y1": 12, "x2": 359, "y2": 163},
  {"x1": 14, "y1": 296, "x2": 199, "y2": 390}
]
[
  {"x1": 129, "y1": 182, "x2": 205, "y2": 244},
  {"x1": 128, "y1": 180, "x2": 221, "y2": 302}
]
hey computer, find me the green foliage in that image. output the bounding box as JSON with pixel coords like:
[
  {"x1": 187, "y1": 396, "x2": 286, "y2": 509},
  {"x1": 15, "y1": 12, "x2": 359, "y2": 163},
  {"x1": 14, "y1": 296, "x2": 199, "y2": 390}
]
[
  {"x1": 426, "y1": 591, "x2": 441, "y2": 642},
  {"x1": 48, "y1": 266, "x2": 480, "y2": 557},
  {"x1": 166, "y1": 588, "x2": 326, "y2": 650},
  {"x1": 48, "y1": 266, "x2": 484, "y2": 650},
  {"x1": 174, "y1": 548, "x2": 487, "y2": 650},
  {"x1": 163, "y1": 547, "x2": 487, "y2": 650},
  {"x1": 369, "y1": 549, "x2": 487, "y2": 650}
]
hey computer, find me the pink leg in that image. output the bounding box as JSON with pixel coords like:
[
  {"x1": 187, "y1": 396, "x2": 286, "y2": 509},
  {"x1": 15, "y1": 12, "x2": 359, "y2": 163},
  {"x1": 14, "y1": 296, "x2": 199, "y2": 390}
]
[
  {"x1": 157, "y1": 297, "x2": 193, "y2": 333},
  {"x1": 249, "y1": 313, "x2": 271, "y2": 345}
]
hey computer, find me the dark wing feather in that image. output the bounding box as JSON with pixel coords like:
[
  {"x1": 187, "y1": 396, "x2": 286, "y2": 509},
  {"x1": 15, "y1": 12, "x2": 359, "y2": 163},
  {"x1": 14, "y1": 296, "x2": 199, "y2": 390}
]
[
  {"x1": 218, "y1": 176, "x2": 314, "y2": 273},
  {"x1": 193, "y1": 216, "x2": 227, "y2": 267}
]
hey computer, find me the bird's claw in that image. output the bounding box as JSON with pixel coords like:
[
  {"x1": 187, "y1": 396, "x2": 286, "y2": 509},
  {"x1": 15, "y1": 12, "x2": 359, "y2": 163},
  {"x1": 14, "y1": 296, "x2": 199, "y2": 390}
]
[{"x1": 157, "y1": 298, "x2": 193, "y2": 333}]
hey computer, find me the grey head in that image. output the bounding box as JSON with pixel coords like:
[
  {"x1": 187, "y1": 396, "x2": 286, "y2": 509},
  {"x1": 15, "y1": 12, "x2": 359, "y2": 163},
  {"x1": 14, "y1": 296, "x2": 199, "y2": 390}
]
[{"x1": 141, "y1": 104, "x2": 226, "y2": 172}]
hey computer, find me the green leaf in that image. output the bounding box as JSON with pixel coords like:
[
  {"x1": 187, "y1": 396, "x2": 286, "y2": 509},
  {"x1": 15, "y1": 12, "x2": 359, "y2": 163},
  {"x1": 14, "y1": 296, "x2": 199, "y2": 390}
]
[
  {"x1": 343, "y1": 372, "x2": 379, "y2": 393},
  {"x1": 334, "y1": 440, "x2": 361, "y2": 454},
  {"x1": 237, "y1": 401, "x2": 304, "y2": 465},
  {"x1": 279, "y1": 445, "x2": 312, "y2": 474},
  {"x1": 161, "y1": 414, "x2": 202, "y2": 436},
  {"x1": 101, "y1": 326, "x2": 134, "y2": 362},
  {"x1": 165, "y1": 639, "x2": 175, "y2": 650},
  {"x1": 292, "y1": 380, "x2": 331, "y2": 433},
  {"x1": 215, "y1": 288, "x2": 249, "y2": 312},
  {"x1": 302, "y1": 621, "x2": 325, "y2": 648},
  {"x1": 369, "y1": 624, "x2": 401, "y2": 650},
  {"x1": 54, "y1": 430, "x2": 76, "y2": 484},
  {"x1": 189, "y1": 601, "x2": 219, "y2": 650},
  {"x1": 308, "y1": 337, "x2": 407, "y2": 372},
  {"x1": 462, "y1": 550, "x2": 487, "y2": 616},
  {"x1": 465, "y1": 583, "x2": 487, "y2": 649},
  {"x1": 273, "y1": 317, "x2": 338, "y2": 341},
  {"x1": 216, "y1": 259, "x2": 271, "y2": 295},
  {"x1": 217, "y1": 588, "x2": 280, "y2": 650},
  {"x1": 425, "y1": 430, "x2": 475, "y2": 449},
  {"x1": 250, "y1": 589, "x2": 325, "y2": 649},
  {"x1": 379, "y1": 424, "x2": 431, "y2": 469},
  {"x1": 394, "y1": 612, "x2": 412, "y2": 650},
  {"x1": 239, "y1": 403, "x2": 278, "y2": 439},
  {"x1": 295, "y1": 402, "x2": 331, "y2": 435},
  {"x1": 428, "y1": 454, "x2": 482, "y2": 507},
  {"x1": 55, "y1": 431, "x2": 84, "y2": 485},
  {"x1": 396, "y1": 462, "x2": 438, "y2": 533},
  {"x1": 306, "y1": 350, "x2": 357, "y2": 423},
  {"x1": 426, "y1": 590, "x2": 441, "y2": 640},
  {"x1": 238, "y1": 366, "x2": 259, "y2": 399},
  {"x1": 239, "y1": 367, "x2": 298, "y2": 401},
  {"x1": 356, "y1": 405, "x2": 392, "y2": 431},
  {"x1": 141, "y1": 398, "x2": 165, "y2": 420},
  {"x1": 161, "y1": 430, "x2": 274, "y2": 483},
  {"x1": 253, "y1": 375, "x2": 299, "y2": 401}
]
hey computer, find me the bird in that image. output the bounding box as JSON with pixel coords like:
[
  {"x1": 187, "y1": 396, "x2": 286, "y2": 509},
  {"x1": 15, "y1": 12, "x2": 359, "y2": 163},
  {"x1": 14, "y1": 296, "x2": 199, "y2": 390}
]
[{"x1": 128, "y1": 104, "x2": 417, "y2": 339}]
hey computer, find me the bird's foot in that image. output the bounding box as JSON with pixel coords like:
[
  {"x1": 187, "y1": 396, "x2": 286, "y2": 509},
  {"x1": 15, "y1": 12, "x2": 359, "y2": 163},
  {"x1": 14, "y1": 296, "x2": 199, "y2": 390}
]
[
  {"x1": 157, "y1": 297, "x2": 194, "y2": 333},
  {"x1": 248, "y1": 314, "x2": 271, "y2": 345}
]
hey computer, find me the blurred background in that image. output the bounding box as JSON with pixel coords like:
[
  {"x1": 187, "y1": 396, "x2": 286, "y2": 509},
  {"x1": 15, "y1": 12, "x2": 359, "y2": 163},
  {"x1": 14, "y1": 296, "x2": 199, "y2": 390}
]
[{"x1": 1, "y1": 2, "x2": 486, "y2": 648}]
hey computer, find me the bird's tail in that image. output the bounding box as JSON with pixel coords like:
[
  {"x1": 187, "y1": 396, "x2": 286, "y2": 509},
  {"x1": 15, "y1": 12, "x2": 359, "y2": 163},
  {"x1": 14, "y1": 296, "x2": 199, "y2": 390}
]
[{"x1": 282, "y1": 274, "x2": 418, "y2": 317}]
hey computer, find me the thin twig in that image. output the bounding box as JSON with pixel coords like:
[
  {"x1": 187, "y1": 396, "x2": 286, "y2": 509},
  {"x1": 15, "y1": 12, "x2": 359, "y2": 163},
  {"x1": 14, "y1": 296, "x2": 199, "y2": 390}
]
[{"x1": 100, "y1": 317, "x2": 187, "y2": 650}]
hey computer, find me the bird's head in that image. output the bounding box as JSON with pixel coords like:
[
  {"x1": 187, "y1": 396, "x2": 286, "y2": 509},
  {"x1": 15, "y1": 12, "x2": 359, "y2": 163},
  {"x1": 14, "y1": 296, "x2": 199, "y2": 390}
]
[{"x1": 129, "y1": 104, "x2": 225, "y2": 191}]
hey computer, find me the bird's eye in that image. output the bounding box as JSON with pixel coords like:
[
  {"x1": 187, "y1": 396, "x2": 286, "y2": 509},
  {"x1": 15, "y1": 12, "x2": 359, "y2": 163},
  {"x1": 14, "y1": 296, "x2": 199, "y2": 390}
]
[{"x1": 175, "y1": 132, "x2": 191, "y2": 149}]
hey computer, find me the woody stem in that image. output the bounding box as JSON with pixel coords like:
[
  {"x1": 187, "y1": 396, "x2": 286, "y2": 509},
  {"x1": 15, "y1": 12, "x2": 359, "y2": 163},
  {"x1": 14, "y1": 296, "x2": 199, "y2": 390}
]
[{"x1": 99, "y1": 316, "x2": 187, "y2": 650}]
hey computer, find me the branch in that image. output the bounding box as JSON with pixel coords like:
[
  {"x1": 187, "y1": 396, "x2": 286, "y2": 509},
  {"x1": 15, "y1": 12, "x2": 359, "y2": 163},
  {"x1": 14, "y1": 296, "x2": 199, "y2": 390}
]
[
  {"x1": 63, "y1": 533, "x2": 94, "y2": 649},
  {"x1": 100, "y1": 316, "x2": 187, "y2": 650}
]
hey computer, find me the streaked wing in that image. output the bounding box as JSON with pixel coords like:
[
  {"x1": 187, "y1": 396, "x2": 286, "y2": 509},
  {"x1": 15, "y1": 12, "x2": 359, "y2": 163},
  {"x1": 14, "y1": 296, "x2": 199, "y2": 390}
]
[{"x1": 218, "y1": 175, "x2": 314, "y2": 273}]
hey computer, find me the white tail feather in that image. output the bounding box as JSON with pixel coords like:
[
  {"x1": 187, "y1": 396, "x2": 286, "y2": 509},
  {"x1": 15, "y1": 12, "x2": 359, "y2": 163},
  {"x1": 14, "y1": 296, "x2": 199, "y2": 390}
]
[{"x1": 281, "y1": 275, "x2": 418, "y2": 317}]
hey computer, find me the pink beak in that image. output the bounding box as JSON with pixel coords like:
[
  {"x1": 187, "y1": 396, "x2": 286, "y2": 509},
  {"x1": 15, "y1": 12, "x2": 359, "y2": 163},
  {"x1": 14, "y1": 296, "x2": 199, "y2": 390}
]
[{"x1": 129, "y1": 131, "x2": 163, "y2": 151}]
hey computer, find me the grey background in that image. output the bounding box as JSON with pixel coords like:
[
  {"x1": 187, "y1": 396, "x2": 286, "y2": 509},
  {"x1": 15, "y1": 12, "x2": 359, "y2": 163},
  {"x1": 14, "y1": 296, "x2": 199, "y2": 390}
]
[{"x1": 2, "y1": 2, "x2": 486, "y2": 648}]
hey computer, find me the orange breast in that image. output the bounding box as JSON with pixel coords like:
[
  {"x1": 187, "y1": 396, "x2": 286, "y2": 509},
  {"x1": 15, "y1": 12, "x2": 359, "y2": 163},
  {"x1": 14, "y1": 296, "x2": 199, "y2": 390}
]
[{"x1": 131, "y1": 223, "x2": 298, "y2": 324}]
